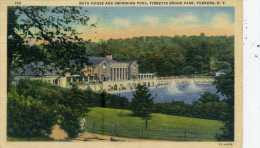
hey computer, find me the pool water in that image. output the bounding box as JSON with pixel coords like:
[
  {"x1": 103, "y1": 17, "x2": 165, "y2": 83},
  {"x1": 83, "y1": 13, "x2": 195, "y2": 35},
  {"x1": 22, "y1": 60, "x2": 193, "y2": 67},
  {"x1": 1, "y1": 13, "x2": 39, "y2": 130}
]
[{"x1": 116, "y1": 82, "x2": 224, "y2": 104}]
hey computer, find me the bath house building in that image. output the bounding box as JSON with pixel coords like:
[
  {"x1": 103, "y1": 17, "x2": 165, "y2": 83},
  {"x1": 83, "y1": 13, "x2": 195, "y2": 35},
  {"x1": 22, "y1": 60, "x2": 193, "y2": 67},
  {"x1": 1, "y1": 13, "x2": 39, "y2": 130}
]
[{"x1": 11, "y1": 55, "x2": 155, "y2": 90}]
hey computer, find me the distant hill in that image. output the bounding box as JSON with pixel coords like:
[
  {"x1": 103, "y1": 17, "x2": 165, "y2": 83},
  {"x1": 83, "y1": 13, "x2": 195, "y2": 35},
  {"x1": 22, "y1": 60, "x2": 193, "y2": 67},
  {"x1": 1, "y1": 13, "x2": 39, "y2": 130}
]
[{"x1": 84, "y1": 35, "x2": 234, "y2": 77}]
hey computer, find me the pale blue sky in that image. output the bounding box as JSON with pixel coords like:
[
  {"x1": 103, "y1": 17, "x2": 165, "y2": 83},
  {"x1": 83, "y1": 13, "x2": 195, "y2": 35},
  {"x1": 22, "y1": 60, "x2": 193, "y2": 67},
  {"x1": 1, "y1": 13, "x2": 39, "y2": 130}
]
[
  {"x1": 83, "y1": 7, "x2": 234, "y2": 27},
  {"x1": 16, "y1": 7, "x2": 235, "y2": 41}
]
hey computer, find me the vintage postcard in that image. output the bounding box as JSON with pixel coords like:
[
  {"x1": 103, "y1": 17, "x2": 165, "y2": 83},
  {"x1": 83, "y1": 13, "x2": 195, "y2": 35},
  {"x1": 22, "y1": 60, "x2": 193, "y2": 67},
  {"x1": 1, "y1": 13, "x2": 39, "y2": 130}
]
[{"x1": 0, "y1": 0, "x2": 243, "y2": 147}]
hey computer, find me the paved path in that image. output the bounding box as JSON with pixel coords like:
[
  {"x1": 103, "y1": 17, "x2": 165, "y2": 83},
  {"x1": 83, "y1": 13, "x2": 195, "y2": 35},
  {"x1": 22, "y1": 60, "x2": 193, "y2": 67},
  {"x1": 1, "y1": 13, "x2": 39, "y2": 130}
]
[
  {"x1": 72, "y1": 131, "x2": 163, "y2": 142},
  {"x1": 50, "y1": 125, "x2": 165, "y2": 142}
]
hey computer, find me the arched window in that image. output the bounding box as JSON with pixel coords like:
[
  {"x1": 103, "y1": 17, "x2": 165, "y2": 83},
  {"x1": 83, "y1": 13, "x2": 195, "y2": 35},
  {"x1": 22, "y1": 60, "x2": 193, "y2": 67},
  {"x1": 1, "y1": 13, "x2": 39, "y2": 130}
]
[
  {"x1": 103, "y1": 63, "x2": 106, "y2": 72},
  {"x1": 133, "y1": 65, "x2": 136, "y2": 72}
]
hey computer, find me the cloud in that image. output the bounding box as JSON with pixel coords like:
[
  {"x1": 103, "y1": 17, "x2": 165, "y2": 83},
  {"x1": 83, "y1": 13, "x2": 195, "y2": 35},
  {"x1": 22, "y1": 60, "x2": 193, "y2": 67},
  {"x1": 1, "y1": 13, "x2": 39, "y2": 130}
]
[
  {"x1": 88, "y1": 16, "x2": 99, "y2": 24},
  {"x1": 210, "y1": 13, "x2": 233, "y2": 28},
  {"x1": 170, "y1": 13, "x2": 199, "y2": 25},
  {"x1": 112, "y1": 18, "x2": 131, "y2": 28},
  {"x1": 144, "y1": 16, "x2": 159, "y2": 24}
]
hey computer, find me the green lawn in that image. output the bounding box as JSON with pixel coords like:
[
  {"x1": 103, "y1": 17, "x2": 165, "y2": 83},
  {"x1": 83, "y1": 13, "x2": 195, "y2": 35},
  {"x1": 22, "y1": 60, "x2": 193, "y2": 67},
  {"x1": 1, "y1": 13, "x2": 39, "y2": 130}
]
[
  {"x1": 7, "y1": 137, "x2": 54, "y2": 141},
  {"x1": 85, "y1": 107, "x2": 224, "y2": 141}
]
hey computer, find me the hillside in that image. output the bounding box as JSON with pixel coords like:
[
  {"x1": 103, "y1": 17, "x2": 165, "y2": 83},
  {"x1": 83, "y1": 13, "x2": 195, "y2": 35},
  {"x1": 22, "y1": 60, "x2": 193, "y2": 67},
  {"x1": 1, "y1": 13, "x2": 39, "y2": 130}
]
[
  {"x1": 84, "y1": 35, "x2": 234, "y2": 76},
  {"x1": 84, "y1": 107, "x2": 224, "y2": 141}
]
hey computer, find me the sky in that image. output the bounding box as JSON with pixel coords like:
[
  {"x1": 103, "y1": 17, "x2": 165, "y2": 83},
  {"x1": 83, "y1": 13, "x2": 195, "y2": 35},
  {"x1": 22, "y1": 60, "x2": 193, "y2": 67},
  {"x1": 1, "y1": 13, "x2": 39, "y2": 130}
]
[
  {"x1": 78, "y1": 7, "x2": 235, "y2": 42},
  {"x1": 18, "y1": 7, "x2": 235, "y2": 42}
]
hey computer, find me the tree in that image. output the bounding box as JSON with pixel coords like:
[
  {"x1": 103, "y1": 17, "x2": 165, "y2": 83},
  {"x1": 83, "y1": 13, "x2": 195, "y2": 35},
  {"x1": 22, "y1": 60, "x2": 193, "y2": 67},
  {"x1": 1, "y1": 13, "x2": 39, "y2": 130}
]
[
  {"x1": 183, "y1": 66, "x2": 195, "y2": 75},
  {"x1": 7, "y1": 7, "x2": 28, "y2": 90},
  {"x1": 7, "y1": 87, "x2": 58, "y2": 137},
  {"x1": 83, "y1": 35, "x2": 234, "y2": 77},
  {"x1": 8, "y1": 6, "x2": 93, "y2": 89},
  {"x1": 200, "y1": 41, "x2": 211, "y2": 74},
  {"x1": 100, "y1": 90, "x2": 107, "y2": 107},
  {"x1": 7, "y1": 7, "x2": 95, "y2": 138},
  {"x1": 198, "y1": 91, "x2": 220, "y2": 104},
  {"x1": 130, "y1": 84, "x2": 154, "y2": 117},
  {"x1": 214, "y1": 69, "x2": 234, "y2": 141},
  {"x1": 9, "y1": 79, "x2": 92, "y2": 138}
]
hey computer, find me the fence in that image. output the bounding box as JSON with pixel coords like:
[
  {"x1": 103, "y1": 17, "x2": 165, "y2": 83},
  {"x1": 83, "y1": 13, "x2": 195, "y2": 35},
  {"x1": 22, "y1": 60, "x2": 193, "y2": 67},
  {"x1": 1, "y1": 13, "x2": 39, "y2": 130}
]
[{"x1": 84, "y1": 121, "x2": 217, "y2": 141}]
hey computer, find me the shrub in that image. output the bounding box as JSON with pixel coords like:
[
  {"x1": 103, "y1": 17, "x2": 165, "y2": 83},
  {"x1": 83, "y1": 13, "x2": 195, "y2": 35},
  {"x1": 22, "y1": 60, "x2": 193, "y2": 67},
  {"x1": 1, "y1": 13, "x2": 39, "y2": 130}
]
[
  {"x1": 198, "y1": 91, "x2": 220, "y2": 104},
  {"x1": 152, "y1": 100, "x2": 228, "y2": 121},
  {"x1": 7, "y1": 87, "x2": 58, "y2": 137},
  {"x1": 7, "y1": 79, "x2": 129, "y2": 138},
  {"x1": 8, "y1": 79, "x2": 89, "y2": 138},
  {"x1": 59, "y1": 107, "x2": 81, "y2": 138}
]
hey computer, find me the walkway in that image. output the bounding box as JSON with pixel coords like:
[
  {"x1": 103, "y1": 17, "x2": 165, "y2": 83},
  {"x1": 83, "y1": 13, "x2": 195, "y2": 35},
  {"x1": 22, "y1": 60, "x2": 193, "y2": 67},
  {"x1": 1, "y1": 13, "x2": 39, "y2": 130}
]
[{"x1": 73, "y1": 131, "x2": 163, "y2": 142}]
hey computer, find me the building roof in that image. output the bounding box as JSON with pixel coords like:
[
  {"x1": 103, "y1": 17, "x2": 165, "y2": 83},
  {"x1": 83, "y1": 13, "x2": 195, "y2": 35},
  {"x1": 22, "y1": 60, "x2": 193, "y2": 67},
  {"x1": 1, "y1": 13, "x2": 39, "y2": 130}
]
[
  {"x1": 119, "y1": 61, "x2": 135, "y2": 65},
  {"x1": 11, "y1": 57, "x2": 137, "y2": 76},
  {"x1": 11, "y1": 62, "x2": 58, "y2": 76},
  {"x1": 69, "y1": 56, "x2": 120, "y2": 66},
  {"x1": 88, "y1": 56, "x2": 118, "y2": 65}
]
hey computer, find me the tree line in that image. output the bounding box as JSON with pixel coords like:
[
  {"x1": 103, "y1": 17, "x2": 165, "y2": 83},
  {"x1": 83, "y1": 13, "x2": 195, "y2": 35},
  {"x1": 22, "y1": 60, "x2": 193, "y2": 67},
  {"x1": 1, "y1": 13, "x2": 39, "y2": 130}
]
[
  {"x1": 129, "y1": 86, "x2": 229, "y2": 121},
  {"x1": 84, "y1": 34, "x2": 234, "y2": 76}
]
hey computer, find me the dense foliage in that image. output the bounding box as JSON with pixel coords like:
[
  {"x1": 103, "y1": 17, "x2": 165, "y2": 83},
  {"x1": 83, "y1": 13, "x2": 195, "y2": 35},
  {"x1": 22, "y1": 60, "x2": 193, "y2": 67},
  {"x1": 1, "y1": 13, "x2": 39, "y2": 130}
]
[
  {"x1": 130, "y1": 84, "x2": 154, "y2": 117},
  {"x1": 214, "y1": 69, "x2": 234, "y2": 141},
  {"x1": 7, "y1": 87, "x2": 57, "y2": 137},
  {"x1": 7, "y1": 79, "x2": 129, "y2": 138},
  {"x1": 8, "y1": 79, "x2": 233, "y2": 140},
  {"x1": 84, "y1": 34, "x2": 234, "y2": 76},
  {"x1": 81, "y1": 87, "x2": 129, "y2": 109},
  {"x1": 152, "y1": 92, "x2": 228, "y2": 120},
  {"x1": 197, "y1": 91, "x2": 221, "y2": 104},
  {"x1": 7, "y1": 6, "x2": 92, "y2": 90}
]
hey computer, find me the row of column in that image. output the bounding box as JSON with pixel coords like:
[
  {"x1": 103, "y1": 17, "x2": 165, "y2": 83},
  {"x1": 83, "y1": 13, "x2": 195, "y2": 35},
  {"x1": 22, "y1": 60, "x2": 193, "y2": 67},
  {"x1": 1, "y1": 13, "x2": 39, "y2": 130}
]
[
  {"x1": 138, "y1": 74, "x2": 154, "y2": 79},
  {"x1": 53, "y1": 79, "x2": 61, "y2": 85},
  {"x1": 67, "y1": 76, "x2": 94, "y2": 83},
  {"x1": 110, "y1": 67, "x2": 128, "y2": 81}
]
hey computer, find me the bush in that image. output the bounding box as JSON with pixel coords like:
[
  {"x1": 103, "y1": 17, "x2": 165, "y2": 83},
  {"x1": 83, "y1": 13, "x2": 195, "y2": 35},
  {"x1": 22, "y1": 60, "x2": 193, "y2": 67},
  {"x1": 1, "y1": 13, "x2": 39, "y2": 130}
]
[
  {"x1": 7, "y1": 79, "x2": 129, "y2": 138},
  {"x1": 105, "y1": 93, "x2": 129, "y2": 109},
  {"x1": 8, "y1": 79, "x2": 88, "y2": 138},
  {"x1": 59, "y1": 107, "x2": 81, "y2": 138},
  {"x1": 82, "y1": 88, "x2": 129, "y2": 109},
  {"x1": 152, "y1": 100, "x2": 228, "y2": 121},
  {"x1": 151, "y1": 91, "x2": 227, "y2": 121},
  {"x1": 7, "y1": 87, "x2": 58, "y2": 137},
  {"x1": 198, "y1": 91, "x2": 220, "y2": 104}
]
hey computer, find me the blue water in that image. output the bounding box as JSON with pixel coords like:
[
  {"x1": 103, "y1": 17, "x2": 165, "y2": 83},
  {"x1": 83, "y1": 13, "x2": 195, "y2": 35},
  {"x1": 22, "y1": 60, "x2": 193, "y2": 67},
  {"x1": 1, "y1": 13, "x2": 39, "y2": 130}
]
[{"x1": 116, "y1": 83, "x2": 224, "y2": 104}]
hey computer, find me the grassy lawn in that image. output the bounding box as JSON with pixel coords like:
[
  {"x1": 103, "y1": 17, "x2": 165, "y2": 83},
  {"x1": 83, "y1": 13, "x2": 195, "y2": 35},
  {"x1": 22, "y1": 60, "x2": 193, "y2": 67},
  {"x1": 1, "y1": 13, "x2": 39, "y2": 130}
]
[
  {"x1": 85, "y1": 107, "x2": 224, "y2": 141},
  {"x1": 7, "y1": 136, "x2": 54, "y2": 141}
]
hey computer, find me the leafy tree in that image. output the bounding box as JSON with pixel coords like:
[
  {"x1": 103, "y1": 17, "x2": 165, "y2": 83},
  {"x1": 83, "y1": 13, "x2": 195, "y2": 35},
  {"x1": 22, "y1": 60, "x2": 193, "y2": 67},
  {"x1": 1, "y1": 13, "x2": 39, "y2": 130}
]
[
  {"x1": 9, "y1": 79, "x2": 89, "y2": 138},
  {"x1": 84, "y1": 35, "x2": 234, "y2": 77},
  {"x1": 183, "y1": 66, "x2": 195, "y2": 75},
  {"x1": 130, "y1": 84, "x2": 154, "y2": 117},
  {"x1": 198, "y1": 91, "x2": 220, "y2": 104},
  {"x1": 8, "y1": 79, "x2": 130, "y2": 138},
  {"x1": 7, "y1": 7, "x2": 95, "y2": 137},
  {"x1": 214, "y1": 69, "x2": 234, "y2": 141},
  {"x1": 7, "y1": 7, "x2": 28, "y2": 90},
  {"x1": 8, "y1": 6, "x2": 93, "y2": 89},
  {"x1": 200, "y1": 41, "x2": 210, "y2": 73},
  {"x1": 7, "y1": 87, "x2": 58, "y2": 137},
  {"x1": 59, "y1": 107, "x2": 82, "y2": 138}
]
